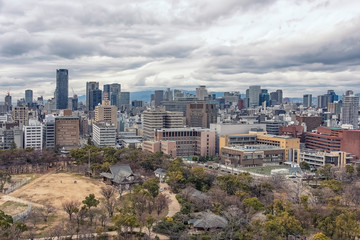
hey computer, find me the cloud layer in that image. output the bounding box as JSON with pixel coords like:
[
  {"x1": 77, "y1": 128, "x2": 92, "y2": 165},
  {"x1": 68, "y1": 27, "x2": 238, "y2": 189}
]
[{"x1": 0, "y1": 0, "x2": 359, "y2": 100}]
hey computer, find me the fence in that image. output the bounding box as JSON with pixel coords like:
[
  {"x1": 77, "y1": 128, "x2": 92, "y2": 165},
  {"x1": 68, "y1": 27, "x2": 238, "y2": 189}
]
[
  {"x1": 3, "y1": 177, "x2": 30, "y2": 194},
  {"x1": 12, "y1": 204, "x2": 32, "y2": 222}
]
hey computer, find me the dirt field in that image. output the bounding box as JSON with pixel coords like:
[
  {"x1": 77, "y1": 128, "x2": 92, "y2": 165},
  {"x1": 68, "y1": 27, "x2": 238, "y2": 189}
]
[{"x1": 9, "y1": 172, "x2": 111, "y2": 210}]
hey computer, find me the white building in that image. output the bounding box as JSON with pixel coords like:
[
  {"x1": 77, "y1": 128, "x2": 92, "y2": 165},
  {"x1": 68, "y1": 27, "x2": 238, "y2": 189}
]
[
  {"x1": 92, "y1": 122, "x2": 116, "y2": 147},
  {"x1": 23, "y1": 120, "x2": 43, "y2": 150}
]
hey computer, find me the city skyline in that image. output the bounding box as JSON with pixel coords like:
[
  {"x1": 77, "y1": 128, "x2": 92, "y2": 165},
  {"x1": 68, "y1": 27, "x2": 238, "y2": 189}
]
[{"x1": 0, "y1": 0, "x2": 360, "y2": 99}]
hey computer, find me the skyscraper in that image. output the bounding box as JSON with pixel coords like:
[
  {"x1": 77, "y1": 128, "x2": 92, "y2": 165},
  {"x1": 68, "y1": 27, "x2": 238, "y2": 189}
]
[
  {"x1": 276, "y1": 89, "x2": 283, "y2": 104},
  {"x1": 342, "y1": 90, "x2": 359, "y2": 129},
  {"x1": 120, "y1": 92, "x2": 130, "y2": 111},
  {"x1": 303, "y1": 94, "x2": 312, "y2": 108},
  {"x1": 86, "y1": 82, "x2": 99, "y2": 111},
  {"x1": 196, "y1": 85, "x2": 209, "y2": 100},
  {"x1": 5, "y1": 92, "x2": 11, "y2": 112},
  {"x1": 103, "y1": 83, "x2": 121, "y2": 108},
  {"x1": 55, "y1": 69, "x2": 69, "y2": 109},
  {"x1": 249, "y1": 85, "x2": 261, "y2": 107},
  {"x1": 25, "y1": 89, "x2": 33, "y2": 107},
  {"x1": 154, "y1": 90, "x2": 164, "y2": 107}
]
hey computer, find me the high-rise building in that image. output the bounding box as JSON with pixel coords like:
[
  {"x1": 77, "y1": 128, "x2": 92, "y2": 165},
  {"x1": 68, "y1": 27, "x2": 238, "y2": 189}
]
[
  {"x1": 142, "y1": 110, "x2": 184, "y2": 140},
  {"x1": 25, "y1": 89, "x2": 33, "y2": 107},
  {"x1": 5, "y1": 93, "x2": 11, "y2": 112},
  {"x1": 94, "y1": 99, "x2": 118, "y2": 129},
  {"x1": 86, "y1": 82, "x2": 100, "y2": 111},
  {"x1": 342, "y1": 90, "x2": 359, "y2": 129},
  {"x1": 249, "y1": 85, "x2": 261, "y2": 107},
  {"x1": 43, "y1": 115, "x2": 55, "y2": 149},
  {"x1": 120, "y1": 92, "x2": 130, "y2": 111},
  {"x1": 327, "y1": 90, "x2": 338, "y2": 103},
  {"x1": 259, "y1": 89, "x2": 270, "y2": 107},
  {"x1": 186, "y1": 103, "x2": 217, "y2": 128},
  {"x1": 55, "y1": 116, "x2": 79, "y2": 147},
  {"x1": 13, "y1": 106, "x2": 29, "y2": 127},
  {"x1": 164, "y1": 88, "x2": 173, "y2": 101},
  {"x1": 303, "y1": 94, "x2": 312, "y2": 108},
  {"x1": 196, "y1": 85, "x2": 209, "y2": 100},
  {"x1": 55, "y1": 69, "x2": 69, "y2": 109},
  {"x1": 317, "y1": 94, "x2": 330, "y2": 108},
  {"x1": 103, "y1": 83, "x2": 121, "y2": 108},
  {"x1": 153, "y1": 90, "x2": 164, "y2": 107},
  {"x1": 269, "y1": 91, "x2": 278, "y2": 106},
  {"x1": 23, "y1": 120, "x2": 43, "y2": 150},
  {"x1": 89, "y1": 89, "x2": 102, "y2": 111},
  {"x1": 276, "y1": 89, "x2": 283, "y2": 104},
  {"x1": 92, "y1": 122, "x2": 116, "y2": 147},
  {"x1": 173, "y1": 89, "x2": 184, "y2": 100}
]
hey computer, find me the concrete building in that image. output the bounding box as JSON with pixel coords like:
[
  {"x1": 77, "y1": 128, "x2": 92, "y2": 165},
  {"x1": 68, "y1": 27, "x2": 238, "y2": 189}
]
[
  {"x1": 143, "y1": 140, "x2": 177, "y2": 158},
  {"x1": 55, "y1": 69, "x2": 68, "y2": 109},
  {"x1": 23, "y1": 120, "x2": 43, "y2": 150},
  {"x1": 186, "y1": 103, "x2": 217, "y2": 128},
  {"x1": 5, "y1": 93, "x2": 11, "y2": 112},
  {"x1": 260, "y1": 120, "x2": 284, "y2": 135},
  {"x1": 249, "y1": 85, "x2": 261, "y2": 107},
  {"x1": 196, "y1": 85, "x2": 209, "y2": 100},
  {"x1": 276, "y1": 89, "x2": 283, "y2": 104},
  {"x1": 154, "y1": 90, "x2": 164, "y2": 107},
  {"x1": 43, "y1": 115, "x2": 55, "y2": 149},
  {"x1": 86, "y1": 82, "x2": 101, "y2": 111},
  {"x1": 296, "y1": 115, "x2": 322, "y2": 132},
  {"x1": 55, "y1": 116, "x2": 79, "y2": 147},
  {"x1": 342, "y1": 90, "x2": 359, "y2": 129},
  {"x1": 120, "y1": 92, "x2": 130, "y2": 111},
  {"x1": 303, "y1": 94, "x2": 312, "y2": 108},
  {"x1": 92, "y1": 122, "x2": 116, "y2": 147},
  {"x1": 150, "y1": 127, "x2": 215, "y2": 157},
  {"x1": 221, "y1": 145, "x2": 285, "y2": 167},
  {"x1": 300, "y1": 149, "x2": 348, "y2": 168},
  {"x1": 95, "y1": 99, "x2": 118, "y2": 130},
  {"x1": 142, "y1": 110, "x2": 184, "y2": 140},
  {"x1": 13, "y1": 106, "x2": 29, "y2": 127}
]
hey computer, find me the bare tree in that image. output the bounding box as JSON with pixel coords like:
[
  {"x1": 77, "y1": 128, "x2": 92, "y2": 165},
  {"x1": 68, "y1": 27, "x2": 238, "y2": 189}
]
[
  {"x1": 62, "y1": 200, "x2": 81, "y2": 221},
  {"x1": 154, "y1": 194, "x2": 170, "y2": 217},
  {"x1": 39, "y1": 205, "x2": 55, "y2": 222},
  {"x1": 101, "y1": 186, "x2": 115, "y2": 200}
]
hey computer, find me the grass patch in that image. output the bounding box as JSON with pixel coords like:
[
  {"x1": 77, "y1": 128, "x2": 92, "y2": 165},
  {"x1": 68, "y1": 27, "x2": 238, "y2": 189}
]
[{"x1": 0, "y1": 201, "x2": 28, "y2": 215}]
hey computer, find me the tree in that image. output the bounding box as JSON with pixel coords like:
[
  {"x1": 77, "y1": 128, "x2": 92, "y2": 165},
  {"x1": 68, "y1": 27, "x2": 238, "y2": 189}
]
[
  {"x1": 334, "y1": 211, "x2": 360, "y2": 240},
  {"x1": 82, "y1": 193, "x2": 100, "y2": 210},
  {"x1": 0, "y1": 170, "x2": 11, "y2": 193},
  {"x1": 243, "y1": 197, "x2": 264, "y2": 212},
  {"x1": 143, "y1": 178, "x2": 160, "y2": 198},
  {"x1": 313, "y1": 232, "x2": 331, "y2": 240},
  {"x1": 100, "y1": 186, "x2": 115, "y2": 200},
  {"x1": 154, "y1": 194, "x2": 170, "y2": 217},
  {"x1": 346, "y1": 165, "x2": 354, "y2": 174},
  {"x1": 0, "y1": 210, "x2": 27, "y2": 239},
  {"x1": 145, "y1": 215, "x2": 156, "y2": 238},
  {"x1": 320, "y1": 179, "x2": 344, "y2": 194},
  {"x1": 189, "y1": 166, "x2": 213, "y2": 191},
  {"x1": 62, "y1": 200, "x2": 81, "y2": 221},
  {"x1": 300, "y1": 161, "x2": 310, "y2": 171}
]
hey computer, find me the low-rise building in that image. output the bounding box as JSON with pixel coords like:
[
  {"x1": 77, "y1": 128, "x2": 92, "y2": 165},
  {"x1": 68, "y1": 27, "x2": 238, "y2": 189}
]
[
  {"x1": 92, "y1": 122, "x2": 116, "y2": 147},
  {"x1": 23, "y1": 120, "x2": 43, "y2": 150}
]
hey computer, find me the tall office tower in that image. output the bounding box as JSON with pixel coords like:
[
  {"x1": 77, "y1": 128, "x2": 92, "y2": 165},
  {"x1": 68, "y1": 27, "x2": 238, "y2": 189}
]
[
  {"x1": 276, "y1": 89, "x2": 283, "y2": 104},
  {"x1": 186, "y1": 103, "x2": 217, "y2": 128},
  {"x1": 86, "y1": 82, "x2": 100, "y2": 111},
  {"x1": 154, "y1": 90, "x2": 164, "y2": 107},
  {"x1": 173, "y1": 89, "x2": 184, "y2": 100},
  {"x1": 23, "y1": 120, "x2": 43, "y2": 150},
  {"x1": 342, "y1": 90, "x2": 359, "y2": 129},
  {"x1": 55, "y1": 69, "x2": 69, "y2": 109},
  {"x1": 163, "y1": 88, "x2": 172, "y2": 101},
  {"x1": 196, "y1": 85, "x2": 209, "y2": 100},
  {"x1": 13, "y1": 106, "x2": 29, "y2": 127},
  {"x1": 89, "y1": 89, "x2": 102, "y2": 111},
  {"x1": 327, "y1": 90, "x2": 338, "y2": 103},
  {"x1": 303, "y1": 94, "x2": 312, "y2": 108},
  {"x1": 43, "y1": 115, "x2": 55, "y2": 149},
  {"x1": 95, "y1": 99, "x2": 118, "y2": 130},
  {"x1": 120, "y1": 92, "x2": 130, "y2": 111},
  {"x1": 103, "y1": 83, "x2": 121, "y2": 108},
  {"x1": 259, "y1": 89, "x2": 270, "y2": 107},
  {"x1": 25, "y1": 89, "x2": 33, "y2": 107},
  {"x1": 249, "y1": 85, "x2": 261, "y2": 107},
  {"x1": 317, "y1": 94, "x2": 330, "y2": 108},
  {"x1": 55, "y1": 116, "x2": 79, "y2": 147},
  {"x1": 142, "y1": 110, "x2": 184, "y2": 140},
  {"x1": 71, "y1": 95, "x2": 78, "y2": 111},
  {"x1": 269, "y1": 91, "x2": 278, "y2": 106},
  {"x1": 4, "y1": 93, "x2": 11, "y2": 112}
]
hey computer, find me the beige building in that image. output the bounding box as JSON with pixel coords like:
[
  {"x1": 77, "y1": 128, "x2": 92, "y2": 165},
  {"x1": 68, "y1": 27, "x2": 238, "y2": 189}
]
[
  {"x1": 142, "y1": 110, "x2": 184, "y2": 140},
  {"x1": 13, "y1": 106, "x2": 29, "y2": 127},
  {"x1": 186, "y1": 103, "x2": 217, "y2": 128},
  {"x1": 152, "y1": 127, "x2": 215, "y2": 157},
  {"x1": 143, "y1": 140, "x2": 177, "y2": 158},
  {"x1": 55, "y1": 116, "x2": 79, "y2": 147},
  {"x1": 95, "y1": 99, "x2": 118, "y2": 129}
]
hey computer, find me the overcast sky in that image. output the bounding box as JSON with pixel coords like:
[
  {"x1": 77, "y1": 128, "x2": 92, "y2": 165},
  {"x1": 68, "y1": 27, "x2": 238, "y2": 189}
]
[{"x1": 0, "y1": 0, "x2": 359, "y2": 100}]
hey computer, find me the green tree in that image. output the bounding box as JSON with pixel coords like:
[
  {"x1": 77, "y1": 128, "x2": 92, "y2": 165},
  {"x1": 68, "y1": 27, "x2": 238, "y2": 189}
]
[
  {"x1": 243, "y1": 197, "x2": 264, "y2": 212},
  {"x1": 346, "y1": 165, "x2": 354, "y2": 174},
  {"x1": 0, "y1": 170, "x2": 11, "y2": 193},
  {"x1": 320, "y1": 179, "x2": 344, "y2": 194},
  {"x1": 319, "y1": 164, "x2": 332, "y2": 180},
  {"x1": 145, "y1": 215, "x2": 156, "y2": 238},
  {"x1": 143, "y1": 178, "x2": 160, "y2": 198},
  {"x1": 300, "y1": 161, "x2": 311, "y2": 171},
  {"x1": 217, "y1": 173, "x2": 252, "y2": 195},
  {"x1": 334, "y1": 211, "x2": 360, "y2": 240},
  {"x1": 313, "y1": 232, "x2": 331, "y2": 240},
  {"x1": 82, "y1": 194, "x2": 100, "y2": 210},
  {"x1": 189, "y1": 166, "x2": 212, "y2": 191}
]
